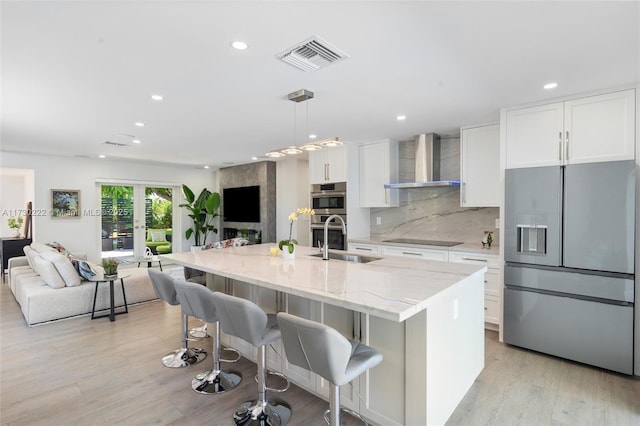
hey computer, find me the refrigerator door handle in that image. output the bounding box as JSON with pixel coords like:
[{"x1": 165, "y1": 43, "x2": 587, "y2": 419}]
[{"x1": 565, "y1": 131, "x2": 570, "y2": 161}]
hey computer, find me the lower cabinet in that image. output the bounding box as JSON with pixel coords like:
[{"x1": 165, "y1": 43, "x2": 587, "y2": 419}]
[{"x1": 351, "y1": 243, "x2": 502, "y2": 328}]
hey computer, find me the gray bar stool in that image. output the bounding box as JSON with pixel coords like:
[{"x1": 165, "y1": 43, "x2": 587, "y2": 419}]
[
  {"x1": 211, "y1": 292, "x2": 292, "y2": 426},
  {"x1": 184, "y1": 266, "x2": 209, "y2": 339},
  {"x1": 148, "y1": 269, "x2": 206, "y2": 368},
  {"x1": 174, "y1": 279, "x2": 242, "y2": 394},
  {"x1": 276, "y1": 312, "x2": 383, "y2": 426}
]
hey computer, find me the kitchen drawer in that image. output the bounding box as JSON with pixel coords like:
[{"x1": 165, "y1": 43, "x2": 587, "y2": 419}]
[
  {"x1": 484, "y1": 270, "x2": 500, "y2": 297},
  {"x1": 348, "y1": 243, "x2": 381, "y2": 255},
  {"x1": 484, "y1": 295, "x2": 499, "y2": 325},
  {"x1": 449, "y1": 251, "x2": 499, "y2": 268},
  {"x1": 381, "y1": 245, "x2": 448, "y2": 261}
]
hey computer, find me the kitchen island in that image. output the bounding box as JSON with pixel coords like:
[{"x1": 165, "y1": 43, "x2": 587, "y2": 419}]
[{"x1": 162, "y1": 244, "x2": 486, "y2": 425}]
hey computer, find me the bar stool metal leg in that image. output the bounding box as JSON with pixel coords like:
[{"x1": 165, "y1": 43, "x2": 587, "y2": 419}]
[
  {"x1": 192, "y1": 321, "x2": 242, "y2": 394},
  {"x1": 162, "y1": 313, "x2": 206, "y2": 368},
  {"x1": 233, "y1": 345, "x2": 292, "y2": 426}
]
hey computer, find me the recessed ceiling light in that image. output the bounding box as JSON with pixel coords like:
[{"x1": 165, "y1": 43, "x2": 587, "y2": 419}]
[
  {"x1": 309, "y1": 134, "x2": 317, "y2": 139},
  {"x1": 251, "y1": 156, "x2": 259, "y2": 161},
  {"x1": 543, "y1": 82, "x2": 558, "y2": 90},
  {"x1": 99, "y1": 154, "x2": 106, "y2": 159},
  {"x1": 204, "y1": 165, "x2": 210, "y2": 169},
  {"x1": 265, "y1": 151, "x2": 285, "y2": 158},
  {"x1": 132, "y1": 139, "x2": 141, "y2": 144},
  {"x1": 135, "y1": 122, "x2": 145, "y2": 127},
  {"x1": 397, "y1": 115, "x2": 406, "y2": 121},
  {"x1": 151, "y1": 94, "x2": 163, "y2": 101},
  {"x1": 231, "y1": 41, "x2": 248, "y2": 50}
]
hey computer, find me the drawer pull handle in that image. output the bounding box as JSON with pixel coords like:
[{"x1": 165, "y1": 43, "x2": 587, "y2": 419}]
[
  {"x1": 462, "y1": 257, "x2": 487, "y2": 262},
  {"x1": 355, "y1": 247, "x2": 372, "y2": 251},
  {"x1": 402, "y1": 251, "x2": 422, "y2": 256}
]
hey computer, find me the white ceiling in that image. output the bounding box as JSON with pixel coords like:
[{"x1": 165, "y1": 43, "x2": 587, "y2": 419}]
[{"x1": 1, "y1": 1, "x2": 638, "y2": 169}]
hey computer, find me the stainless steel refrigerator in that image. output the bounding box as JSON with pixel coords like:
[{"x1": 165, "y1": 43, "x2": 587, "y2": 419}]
[{"x1": 503, "y1": 160, "x2": 635, "y2": 375}]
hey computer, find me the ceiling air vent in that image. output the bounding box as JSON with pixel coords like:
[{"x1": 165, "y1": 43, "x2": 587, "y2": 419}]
[{"x1": 277, "y1": 36, "x2": 349, "y2": 72}]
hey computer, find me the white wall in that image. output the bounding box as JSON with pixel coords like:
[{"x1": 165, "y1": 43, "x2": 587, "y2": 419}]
[
  {"x1": 0, "y1": 168, "x2": 34, "y2": 237},
  {"x1": 0, "y1": 152, "x2": 214, "y2": 262},
  {"x1": 276, "y1": 158, "x2": 310, "y2": 246}
]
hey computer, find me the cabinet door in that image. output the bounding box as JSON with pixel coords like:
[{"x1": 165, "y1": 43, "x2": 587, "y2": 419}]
[
  {"x1": 505, "y1": 102, "x2": 564, "y2": 169},
  {"x1": 309, "y1": 146, "x2": 347, "y2": 183},
  {"x1": 309, "y1": 149, "x2": 327, "y2": 184},
  {"x1": 381, "y1": 245, "x2": 449, "y2": 261},
  {"x1": 348, "y1": 242, "x2": 381, "y2": 255},
  {"x1": 326, "y1": 145, "x2": 347, "y2": 183},
  {"x1": 359, "y1": 141, "x2": 399, "y2": 207},
  {"x1": 565, "y1": 89, "x2": 636, "y2": 164},
  {"x1": 461, "y1": 124, "x2": 500, "y2": 207}
]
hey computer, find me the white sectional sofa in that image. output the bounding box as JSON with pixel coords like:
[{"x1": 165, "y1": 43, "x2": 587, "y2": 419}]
[{"x1": 7, "y1": 245, "x2": 158, "y2": 326}]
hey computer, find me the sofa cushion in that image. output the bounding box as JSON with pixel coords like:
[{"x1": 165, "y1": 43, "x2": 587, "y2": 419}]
[
  {"x1": 31, "y1": 242, "x2": 57, "y2": 253},
  {"x1": 149, "y1": 230, "x2": 167, "y2": 242},
  {"x1": 39, "y1": 250, "x2": 81, "y2": 287},
  {"x1": 24, "y1": 246, "x2": 38, "y2": 270},
  {"x1": 31, "y1": 255, "x2": 66, "y2": 289}
]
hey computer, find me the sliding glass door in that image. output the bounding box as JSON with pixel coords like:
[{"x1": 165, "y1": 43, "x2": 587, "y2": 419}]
[{"x1": 100, "y1": 184, "x2": 174, "y2": 259}]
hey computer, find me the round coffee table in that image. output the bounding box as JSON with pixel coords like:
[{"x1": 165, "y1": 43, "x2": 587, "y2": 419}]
[{"x1": 88, "y1": 272, "x2": 131, "y2": 321}]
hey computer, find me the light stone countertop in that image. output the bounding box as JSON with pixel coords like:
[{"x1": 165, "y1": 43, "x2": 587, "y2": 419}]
[
  {"x1": 349, "y1": 237, "x2": 500, "y2": 255},
  {"x1": 162, "y1": 244, "x2": 486, "y2": 323}
]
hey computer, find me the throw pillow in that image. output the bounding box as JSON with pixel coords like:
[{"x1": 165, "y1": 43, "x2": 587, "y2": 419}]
[
  {"x1": 46, "y1": 241, "x2": 71, "y2": 256},
  {"x1": 31, "y1": 255, "x2": 66, "y2": 289},
  {"x1": 150, "y1": 230, "x2": 167, "y2": 242},
  {"x1": 40, "y1": 250, "x2": 81, "y2": 287},
  {"x1": 71, "y1": 258, "x2": 97, "y2": 280}
]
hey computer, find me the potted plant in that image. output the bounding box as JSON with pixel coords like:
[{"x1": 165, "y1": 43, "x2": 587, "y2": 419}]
[
  {"x1": 7, "y1": 217, "x2": 23, "y2": 237},
  {"x1": 102, "y1": 258, "x2": 119, "y2": 278},
  {"x1": 179, "y1": 184, "x2": 221, "y2": 250},
  {"x1": 279, "y1": 208, "x2": 314, "y2": 259}
]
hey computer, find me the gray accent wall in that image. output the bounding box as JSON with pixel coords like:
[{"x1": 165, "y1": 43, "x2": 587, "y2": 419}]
[
  {"x1": 371, "y1": 135, "x2": 499, "y2": 245},
  {"x1": 219, "y1": 161, "x2": 276, "y2": 243}
]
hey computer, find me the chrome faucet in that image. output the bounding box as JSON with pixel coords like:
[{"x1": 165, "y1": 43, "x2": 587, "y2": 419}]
[{"x1": 322, "y1": 214, "x2": 346, "y2": 260}]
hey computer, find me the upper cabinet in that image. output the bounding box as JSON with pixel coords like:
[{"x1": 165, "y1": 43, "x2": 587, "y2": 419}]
[
  {"x1": 460, "y1": 124, "x2": 500, "y2": 207},
  {"x1": 505, "y1": 88, "x2": 636, "y2": 169},
  {"x1": 309, "y1": 145, "x2": 347, "y2": 184},
  {"x1": 359, "y1": 140, "x2": 399, "y2": 207}
]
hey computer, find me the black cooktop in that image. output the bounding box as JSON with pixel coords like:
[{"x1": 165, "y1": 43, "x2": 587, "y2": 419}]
[{"x1": 382, "y1": 238, "x2": 463, "y2": 247}]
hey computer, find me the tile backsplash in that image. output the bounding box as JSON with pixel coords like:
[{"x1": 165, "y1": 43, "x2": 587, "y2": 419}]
[{"x1": 370, "y1": 134, "x2": 499, "y2": 245}]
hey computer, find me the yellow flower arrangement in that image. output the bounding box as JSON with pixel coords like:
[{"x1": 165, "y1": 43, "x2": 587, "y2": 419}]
[{"x1": 279, "y1": 207, "x2": 315, "y2": 254}]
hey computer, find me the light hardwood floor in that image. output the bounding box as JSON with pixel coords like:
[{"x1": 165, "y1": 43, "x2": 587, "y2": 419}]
[{"x1": 1, "y1": 268, "x2": 639, "y2": 426}]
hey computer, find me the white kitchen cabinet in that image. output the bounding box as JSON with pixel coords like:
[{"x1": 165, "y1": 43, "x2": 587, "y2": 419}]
[
  {"x1": 381, "y1": 245, "x2": 449, "y2": 262},
  {"x1": 348, "y1": 242, "x2": 381, "y2": 255},
  {"x1": 359, "y1": 140, "x2": 399, "y2": 207},
  {"x1": 448, "y1": 250, "x2": 500, "y2": 327},
  {"x1": 309, "y1": 145, "x2": 347, "y2": 183},
  {"x1": 460, "y1": 124, "x2": 500, "y2": 207},
  {"x1": 505, "y1": 88, "x2": 635, "y2": 169}
]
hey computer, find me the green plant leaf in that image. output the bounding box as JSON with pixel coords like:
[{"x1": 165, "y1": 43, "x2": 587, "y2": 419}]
[
  {"x1": 182, "y1": 184, "x2": 195, "y2": 204},
  {"x1": 287, "y1": 243, "x2": 294, "y2": 254}
]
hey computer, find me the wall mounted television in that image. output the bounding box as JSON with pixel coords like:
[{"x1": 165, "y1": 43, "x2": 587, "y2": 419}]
[{"x1": 223, "y1": 185, "x2": 260, "y2": 223}]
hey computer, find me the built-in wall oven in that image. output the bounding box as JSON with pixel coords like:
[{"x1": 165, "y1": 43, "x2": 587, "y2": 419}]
[{"x1": 310, "y1": 182, "x2": 347, "y2": 250}]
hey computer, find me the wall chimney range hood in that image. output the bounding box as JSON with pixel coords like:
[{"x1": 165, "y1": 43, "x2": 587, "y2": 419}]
[{"x1": 384, "y1": 133, "x2": 460, "y2": 189}]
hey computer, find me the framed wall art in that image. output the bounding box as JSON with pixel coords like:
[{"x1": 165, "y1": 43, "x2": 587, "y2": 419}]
[{"x1": 51, "y1": 189, "x2": 80, "y2": 218}]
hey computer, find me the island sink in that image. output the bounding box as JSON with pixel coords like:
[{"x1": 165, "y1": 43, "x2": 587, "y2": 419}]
[{"x1": 309, "y1": 252, "x2": 381, "y2": 263}]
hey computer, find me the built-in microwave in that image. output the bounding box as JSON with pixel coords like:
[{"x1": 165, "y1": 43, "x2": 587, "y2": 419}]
[{"x1": 310, "y1": 182, "x2": 346, "y2": 215}]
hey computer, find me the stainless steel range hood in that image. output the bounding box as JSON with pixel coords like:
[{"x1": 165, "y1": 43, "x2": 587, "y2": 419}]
[{"x1": 384, "y1": 133, "x2": 460, "y2": 189}]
